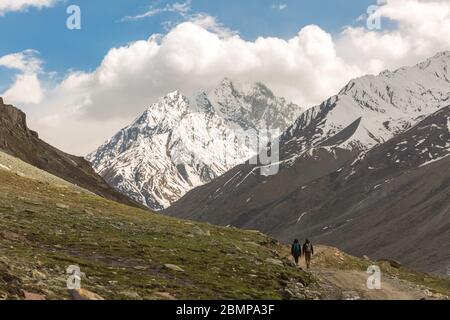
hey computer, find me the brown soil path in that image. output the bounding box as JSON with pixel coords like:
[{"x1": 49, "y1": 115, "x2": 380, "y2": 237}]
[{"x1": 287, "y1": 245, "x2": 430, "y2": 300}]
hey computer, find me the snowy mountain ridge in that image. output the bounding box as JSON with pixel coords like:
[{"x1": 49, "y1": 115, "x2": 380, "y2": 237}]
[
  {"x1": 279, "y1": 51, "x2": 450, "y2": 165},
  {"x1": 87, "y1": 79, "x2": 304, "y2": 210}
]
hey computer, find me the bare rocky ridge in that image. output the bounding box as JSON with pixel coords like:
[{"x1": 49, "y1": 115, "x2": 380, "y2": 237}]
[
  {"x1": 0, "y1": 98, "x2": 142, "y2": 208},
  {"x1": 165, "y1": 53, "x2": 450, "y2": 275}
]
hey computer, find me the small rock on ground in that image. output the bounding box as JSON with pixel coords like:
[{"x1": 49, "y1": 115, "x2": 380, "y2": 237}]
[
  {"x1": 164, "y1": 264, "x2": 185, "y2": 272},
  {"x1": 265, "y1": 258, "x2": 284, "y2": 267},
  {"x1": 69, "y1": 288, "x2": 104, "y2": 300},
  {"x1": 154, "y1": 292, "x2": 177, "y2": 300},
  {"x1": 22, "y1": 291, "x2": 46, "y2": 300}
]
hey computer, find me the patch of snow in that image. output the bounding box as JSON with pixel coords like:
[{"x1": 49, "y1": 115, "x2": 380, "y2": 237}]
[
  {"x1": 297, "y1": 212, "x2": 309, "y2": 224},
  {"x1": 419, "y1": 154, "x2": 450, "y2": 167}
]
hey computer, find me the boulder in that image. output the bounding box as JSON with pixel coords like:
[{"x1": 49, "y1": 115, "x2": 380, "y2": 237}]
[
  {"x1": 265, "y1": 258, "x2": 284, "y2": 267},
  {"x1": 56, "y1": 203, "x2": 70, "y2": 210},
  {"x1": 69, "y1": 288, "x2": 105, "y2": 300},
  {"x1": 377, "y1": 259, "x2": 402, "y2": 269},
  {"x1": 192, "y1": 226, "x2": 211, "y2": 237},
  {"x1": 154, "y1": 292, "x2": 177, "y2": 300},
  {"x1": 22, "y1": 290, "x2": 46, "y2": 300},
  {"x1": 164, "y1": 264, "x2": 185, "y2": 272},
  {"x1": 31, "y1": 269, "x2": 47, "y2": 280}
]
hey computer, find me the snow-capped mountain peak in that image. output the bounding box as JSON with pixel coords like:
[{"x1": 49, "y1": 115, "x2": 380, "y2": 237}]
[
  {"x1": 87, "y1": 79, "x2": 304, "y2": 210},
  {"x1": 281, "y1": 52, "x2": 450, "y2": 163}
]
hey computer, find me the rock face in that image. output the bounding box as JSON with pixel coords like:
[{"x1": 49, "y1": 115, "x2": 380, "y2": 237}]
[
  {"x1": 165, "y1": 52, "x2": 450, "y2": 274},
  {"x1": 87, "y1": 79, "x2": 303, "y2": 210},
  {"x1": 0, "y1": 98, "x2": 141, "y2": 208}
]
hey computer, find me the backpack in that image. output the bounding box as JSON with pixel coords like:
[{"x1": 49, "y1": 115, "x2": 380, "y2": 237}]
[
  {"x1": 304, "y1": 242, "x2": 312, "y2": 253},
  {"x1": 293, "y1": 243, "x2": 301, "y2": 256}
]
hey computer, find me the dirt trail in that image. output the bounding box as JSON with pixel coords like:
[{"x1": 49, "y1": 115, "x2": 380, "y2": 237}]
[
  {"x1": 312, "y1": 268, "x2": 425, "y2": 300},
  {"x1": 287, "y1": 245, "x2": 431, "y2": 300}
]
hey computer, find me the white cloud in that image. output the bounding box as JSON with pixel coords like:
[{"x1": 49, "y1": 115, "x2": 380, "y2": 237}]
[
  {"x1": 0, "y1": 0, "x2": 58, "y2": 15},
  {"x1": 3, "y1": 73, "x2": 44, "y2": 104},
  {"x1": 0, "y1": 50, "x2": 45, "y2": 104},
  {"x1": 122, "y1": 0, "x2": 192, "y2": 21},
  {"x1": 170, "y1": 0, "x2": 191, "y2": 15},
  {"x1": 337, "y1": 0, "x2": 450, "y2": 73},
  {"x1": 188, "y1": 13, "x2": 238, "y2": 38},
  {"x1": 33, "y1": 22, "x2": 358, "y2": 122},
  {"x1": 0, "y1": 49, "x2": 42, "y2": 72},
  {"x1": 3, "y1": 0, "x2": 450, "y2": 156},
  {"x1": 272, "y1": 4, "x2": 288, "y2": 11}
]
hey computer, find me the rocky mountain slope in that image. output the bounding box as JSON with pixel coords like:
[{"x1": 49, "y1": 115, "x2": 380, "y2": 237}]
[
  {"x1": 280, "y1": 51, "x2": 450, "y2": 158},
  {"x1": 166, "y1": 52, "x2": 450, "y2": 274},
  {"x1": 87, "y1": 79, "x2": 303, "y2": 210},
  {"x1": 0, "y1": 98, "x2": 141, "y2": 208},
  {"x1": 1, "y1": 152, "x2": 448, "y2": 300}
]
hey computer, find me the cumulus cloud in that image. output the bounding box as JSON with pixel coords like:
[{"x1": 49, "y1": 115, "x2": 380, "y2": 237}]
[
  {"x1": 338, "y1": 0, "x2": 450, "y2": 73},
  {"x1": 30, "y1": 22, "x2": 358, "y2": 121},
  {"x1": 0, "y1": 50, "x2": 45, "y2": 104},
  {"x1": 0, "y1": 0, "x2": 58, "y2": 15},
  {"x1": 3, "y1": 0, "x2": 450, "y2": 156},
  {"x1": 0, "y1": 49, "x2": 42, "y2": 72},
  {"x1": 3, "y1": 74, "x2": 44, "y2": 104}
]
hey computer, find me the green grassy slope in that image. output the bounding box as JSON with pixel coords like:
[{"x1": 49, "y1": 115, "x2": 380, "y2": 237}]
[{"x1": 0, "y1": 162, "x2": 315, "y2": 300}]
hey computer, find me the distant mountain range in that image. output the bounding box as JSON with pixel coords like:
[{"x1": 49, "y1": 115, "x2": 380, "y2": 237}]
[
  {"x1": 165, "y1": 52, "x2": 450, "y2": 274},
  {"x1": 87, "y1": 79, "x2": 304, "y2": 210}
]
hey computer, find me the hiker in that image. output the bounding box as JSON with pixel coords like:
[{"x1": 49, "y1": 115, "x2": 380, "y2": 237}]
[
  {"x1": 291, "y1": 239, "x2": 302, "y2": 266},
  {"x1": 303, "y1": 239, "x2": 314, "y2": 269}
]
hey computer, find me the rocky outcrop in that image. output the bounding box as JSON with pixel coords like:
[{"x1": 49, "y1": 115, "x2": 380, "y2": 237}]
[{"x1": 0, "y1": 98, "x2": 143, "y2": 208}]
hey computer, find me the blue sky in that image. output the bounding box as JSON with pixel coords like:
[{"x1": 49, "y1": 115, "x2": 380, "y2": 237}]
[{"x1": 0, "y1": 0, "x2": 376, "y2": 77}]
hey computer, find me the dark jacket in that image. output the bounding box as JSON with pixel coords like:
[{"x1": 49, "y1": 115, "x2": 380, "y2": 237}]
[{"x1": 291, "y1": 243, "x2": 302, "y2": 257}]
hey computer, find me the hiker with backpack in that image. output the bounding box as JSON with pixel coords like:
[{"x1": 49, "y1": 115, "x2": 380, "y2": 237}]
[
  {"x1": 291, "y1": 239, "x2": 302, "y2": 266},
  {"x1": 303, "y1": 239, "x2": 314, "y2": 269}
]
